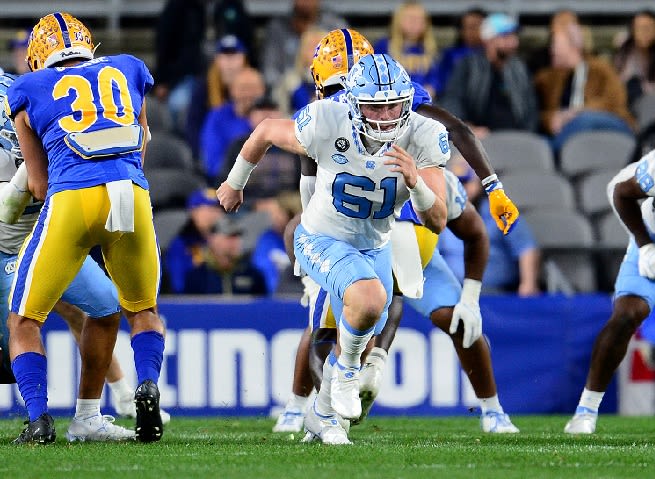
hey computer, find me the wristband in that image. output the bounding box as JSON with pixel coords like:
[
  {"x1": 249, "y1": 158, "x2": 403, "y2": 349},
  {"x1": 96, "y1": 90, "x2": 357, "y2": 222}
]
[
  {"x1": 226, "y1": 154, "x2": 257, "y2": 190},
  {"x1": 461, "y1": 278, "x2": 482, "y2": 303},
  {"x1": 409, "y1": 176, "x2": 436, "y2": 212},
  {"x1": 481, "y1": 174, "x2": 503, "y2": 195}
]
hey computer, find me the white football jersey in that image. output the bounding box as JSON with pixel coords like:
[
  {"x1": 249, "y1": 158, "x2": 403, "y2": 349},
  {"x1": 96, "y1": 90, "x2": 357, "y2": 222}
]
[
  {"x1": 0, "y1": 149, "x2": 42, "y2": 254},
  {"x1": 607, "y1": 149, "x2": 655, "y2": 236},
  {"x1": 295, "y1": 99, "x2": 450, "y2": 249},
  {"x1": 444, "y1": 169, "x2": 467, "y2": 222}
]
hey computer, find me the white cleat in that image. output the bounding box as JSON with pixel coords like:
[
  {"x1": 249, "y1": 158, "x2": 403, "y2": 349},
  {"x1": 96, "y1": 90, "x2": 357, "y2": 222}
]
[
  {"x1": 113, "y1": 390, "x2": 171, "y2": 425},
  {"x1": 330, "y1": 362, "x2": 361, "y2": 420},
  {"x1": 480, "y1": 411, "x2": 520, "y2": 433},
  {"x1": 66, "y1": 414, "x2": 136, "y2": 442},
  {"x1": 302, "y1": 402, "x2": 352, "y2": 445},
  {"x1": 353, "y1": 349, "x2": 386, "y2": 426},
  {"x1": 272, "y1": 408, "x2": 304, "y2": 433},
  {"x1": 564, "y1": 407, "x2": 597, "y2": 434}
]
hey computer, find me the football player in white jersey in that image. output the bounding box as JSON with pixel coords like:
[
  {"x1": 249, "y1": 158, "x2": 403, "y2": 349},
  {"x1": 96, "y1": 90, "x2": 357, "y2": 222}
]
[
  {"x1": 272, "y1": 29, "x2": 520, "y2": 436},
  {"x1": 565, "y1": 150, "x2": 655, "y2": 434},
  {"x1": 219, "y1": 53, "x2": 449, "y2": 444}
]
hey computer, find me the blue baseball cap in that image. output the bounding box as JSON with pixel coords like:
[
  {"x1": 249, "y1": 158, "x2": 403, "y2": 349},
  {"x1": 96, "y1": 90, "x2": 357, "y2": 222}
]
[
  {"x1": 215, "y1": 35, "x2": 246, "y2": 54},
  {"x1": 480, "y1": 13, "x2": 518, "y2": 40},
  {"x1": 187, "y1": 188, "x2": 221, "y2": 210}
]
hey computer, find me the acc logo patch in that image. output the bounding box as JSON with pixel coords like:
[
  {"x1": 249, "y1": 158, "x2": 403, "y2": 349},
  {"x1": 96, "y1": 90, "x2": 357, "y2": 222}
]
[
  {"x1": 331, "y1": 154, "x2": 348, "y2": 165},
  {"x1": 334, "y1": 137, "x2": 350, "y2": 152},
  {"x1": 4, "y1": 260, "x2": 16, "y2": 275}
]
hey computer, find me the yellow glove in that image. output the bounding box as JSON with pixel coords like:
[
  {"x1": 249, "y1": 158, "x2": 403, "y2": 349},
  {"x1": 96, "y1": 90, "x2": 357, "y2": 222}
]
[{"x1": 483, "y1": 175, "x2": 520, "y2": 235}]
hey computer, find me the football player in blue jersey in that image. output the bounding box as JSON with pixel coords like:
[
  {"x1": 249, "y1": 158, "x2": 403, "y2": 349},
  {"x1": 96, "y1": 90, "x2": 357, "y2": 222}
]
[
  {"x1": 272, "y1": 29, "x2": 519, "y2": 438},
  {"x1": 4, "y1": 12, "x2": 165, "y2": 444}
]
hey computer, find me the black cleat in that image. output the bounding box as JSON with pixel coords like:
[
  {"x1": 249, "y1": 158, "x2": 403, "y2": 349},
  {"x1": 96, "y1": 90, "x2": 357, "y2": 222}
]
[
  {"x1": 13, "y1": 413, "x2": 56, "y2": 445},
  {"x1": 134, "y1": 380, "x2": 163, "y2": 442}
]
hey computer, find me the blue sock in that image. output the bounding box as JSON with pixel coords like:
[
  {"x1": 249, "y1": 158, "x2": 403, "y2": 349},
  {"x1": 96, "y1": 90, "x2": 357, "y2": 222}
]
[
  {"x1": 12, "y1": 352, "x2": 48, "y2": 422},
  {"x1": 131, "y1": 331, "x2": 165, "y2": 384}
]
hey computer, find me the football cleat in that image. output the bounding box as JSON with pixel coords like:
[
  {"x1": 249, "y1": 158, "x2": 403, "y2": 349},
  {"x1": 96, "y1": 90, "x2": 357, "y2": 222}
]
[
  {"x1": 66, "y1": 414, "x2": 135, "y2": 442},
  {"x1": 13, "y1": 413, "x2": 56, "y2": 445},
  {"x1": 302, "y1": 401, "x2": 352, "y2": 445},
  {"x1": 134, "y1": 380, "x2": 164, "y2": 442},
  {"x1": 481, "y1": 411, "x2": 520, "y2": 433},
  {"x1": 26, "y1": 12, "x2": 94, "y2": 71},
  {"x1": 564, "y1": 406, "x2": 598, "y2": 434},
  {"x1": 352, "y1": 348, "x2": 387, "y2": 426},
  {"x1": 272, "y1": 408, "x2": 305, "y2": 433},
  {"x1": 330, "y1": 362, "x2": 361, "y2": 420},
  {"x1": 112, "y1": 388, "x2": 171, "y2": 425}
]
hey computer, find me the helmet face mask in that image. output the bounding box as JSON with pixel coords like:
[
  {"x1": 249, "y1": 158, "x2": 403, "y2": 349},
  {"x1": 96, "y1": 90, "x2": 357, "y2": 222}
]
[
  {"x1": 310, "y1": 29, "x2": 374, "y2": 99},
  {"x1": 26, "y1": 12, "x2": 94, "y2": 71},
  {"x1": 345, "y1": 53, "x2": 414, "y2": 143},
  {"x1": 0, "y1": 73, "x2": 21, "y2": 160}
]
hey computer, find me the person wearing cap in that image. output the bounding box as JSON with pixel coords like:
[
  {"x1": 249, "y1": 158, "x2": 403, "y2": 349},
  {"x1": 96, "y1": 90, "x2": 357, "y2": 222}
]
[
  {"x1": 440, "y1": 12, "x2": 538, "y2": 139},
  {"x1": 187, "y1": 34, "x2": 249, "y2": 157},
  {"x1": 6, "y1": 29, "x2": 30, "y2": 75}
]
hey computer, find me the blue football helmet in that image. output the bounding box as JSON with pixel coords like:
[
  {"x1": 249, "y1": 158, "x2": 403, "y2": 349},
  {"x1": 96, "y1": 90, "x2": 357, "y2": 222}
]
[
  {"x1": 345, "y1": 53, "x2": 414, "y2": 143},
  {"x1": 0, "y1": 73, "x2": 20, "y2": 159}
]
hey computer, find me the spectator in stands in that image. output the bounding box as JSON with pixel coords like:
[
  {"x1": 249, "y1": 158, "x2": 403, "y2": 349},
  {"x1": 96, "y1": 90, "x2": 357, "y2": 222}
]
[
  {"x1": 439, "y1": 12, "x2": 538, "y2": 139},
  {"x1": 213, "y1": 0, "x2": 256, "y2": 67},
  {"x1": 153, "y1": 0, "x2": 209, "y2": 134},
  {"x1": 259, "y1": 0, "x2": 346, "y2": 88},
  {"x1": 434, "y1": 7, "x2": 486, "y2": 98},
  {"x1": 373, "y1": 0, "x2": 440, "y2": 99},
  {"x1": 219, "y1": 96, "x2": 301, "y2": 193},
  {"x1": 439, "y1": 156, "x2": 540, "y2": 296},
  {"x1": 187, "y1": 35, "x2": 249, "y2": 158},
  {"x1": 613, "y1": 10, "x2": 655, "y2": 109},
  {"x1": 5, "y1": 29, "x2": 30, "y2": 74},
  {"x1": 273, "y1": 27, "x2": 326, "y2": 116},
  {"x1": 250, "y1": 192, "x2": 303, "y2": 295},
  {"x1": 199, "y1": 67, "x2": 265, "y2": 184},
  {"x1": 534, "y1": 22, "x2": 636, "y2": 154}
]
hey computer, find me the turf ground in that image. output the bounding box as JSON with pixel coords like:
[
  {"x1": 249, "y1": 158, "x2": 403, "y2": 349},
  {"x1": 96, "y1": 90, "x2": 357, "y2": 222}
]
[{"x1": 0, "y1": 415, "x2": 653, "y2": 479}]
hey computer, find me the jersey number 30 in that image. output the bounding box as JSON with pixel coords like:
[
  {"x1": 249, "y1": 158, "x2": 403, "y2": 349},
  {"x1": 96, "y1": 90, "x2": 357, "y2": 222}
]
[
  {"x1": 332, "y1": 173, "x2": 397, "y2": 219},
  {"x1": 52, "y1": 66, "x2": 136, "y2": 133}
]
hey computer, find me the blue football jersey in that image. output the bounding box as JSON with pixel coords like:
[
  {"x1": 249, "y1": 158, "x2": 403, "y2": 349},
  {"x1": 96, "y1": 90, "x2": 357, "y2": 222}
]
[{"x1": 7, "y1": 54, "x2": 153, "y2": 196}]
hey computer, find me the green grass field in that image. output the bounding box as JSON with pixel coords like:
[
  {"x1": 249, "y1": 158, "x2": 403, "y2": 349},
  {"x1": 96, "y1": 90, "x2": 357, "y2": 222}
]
[{"x1": 0, "y1": 415, "x2": 654, "y2": 479}]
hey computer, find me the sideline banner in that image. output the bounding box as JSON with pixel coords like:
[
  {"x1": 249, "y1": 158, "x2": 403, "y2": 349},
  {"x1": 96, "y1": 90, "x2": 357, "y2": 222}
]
[{"x1": 0, "y1": 294, "x2": 616, "y2": 417}]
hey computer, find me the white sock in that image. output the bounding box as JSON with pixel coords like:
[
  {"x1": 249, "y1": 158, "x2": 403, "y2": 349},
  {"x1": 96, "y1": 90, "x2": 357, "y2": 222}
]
[
  {"x1": 75, "y1": 398, "x2": 101, "y2": 419},
  {"x1": 108, "y1": 377, "x2": 133, "y2": 401},
  {"x1": 366, "y1": 346, "x2": 388, "y2": 365},
  {"x1": 315, "y1": 358, "x2": 334, "y2": 417},
  {"x1": 479, "y1": 394, "x2": 502, "y2": 414},
  {"x1": 578, "y1": 388, "x2": 604, "y2": 412},
  {"x1": 286, "y1": 393, "x2": 309, "y2": 412},
  {"x1": 338, "y1": 320, "x2": 374, "y2": 369}
]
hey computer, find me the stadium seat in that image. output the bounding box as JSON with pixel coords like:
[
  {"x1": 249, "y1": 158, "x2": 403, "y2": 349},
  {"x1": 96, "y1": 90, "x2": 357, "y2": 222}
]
[
  {"x1": 500, "y1": 171, "x2": 575, "y2": 212},
  {"x1": 480, "y1": 130, "x2": 555, "y2": 174},
  {"x1": 523, "y1": 210, "x2": 597, "y2": 292},
  {"x1": 144, "y1": 136, "x2": 196, "y2": 172},
  {"x1": 559, "y1": 131, "x2": 636, "y2": 179},
  {"x1": 145, "y1": 96, "x2": 173, "y2": 133},
  {"x1": 147, "y1": 169, "x2": 205, "y2": 210},
  {"x1": 153, "y1": 208, "x2": 189, "y2": 253},
  {"x1": 633, "y1": 93, "x2": 655, "y2": 131},
  {"x1": 576, "y1": 168, "x2": 616, "y2": 217},
  {"x1": 596, "y1": 211, "x2": 630, "y2": 291}
]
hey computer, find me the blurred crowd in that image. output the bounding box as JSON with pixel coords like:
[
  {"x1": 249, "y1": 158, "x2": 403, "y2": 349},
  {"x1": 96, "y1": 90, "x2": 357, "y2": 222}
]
[{"x1": 5, "y1": 0, "x2": 655, "y2": 297}]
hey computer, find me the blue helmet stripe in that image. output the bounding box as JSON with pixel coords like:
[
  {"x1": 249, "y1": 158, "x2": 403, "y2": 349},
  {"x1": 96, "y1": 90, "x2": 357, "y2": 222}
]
[
  {"x1": 374, "y1": 54, "x2": 391, "y2": 91},
  {"x1": 53, "y1": 12, "x2": 72, "y2": 48},
  {"x1": 342, "y1": 29, "x2": 354, "y2": 71}
]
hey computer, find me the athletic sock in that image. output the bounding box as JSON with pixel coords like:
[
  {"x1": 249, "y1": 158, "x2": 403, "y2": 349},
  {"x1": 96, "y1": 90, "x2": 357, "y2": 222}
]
[
  {"x1": 75, "y1": 398, "x2": 100, "y2": 420},
  {"x1": 12, "y1": 352, "x2": 48, "y2": 422},
  {"x1": 578, "y1": 388, "x2": 604, "y2": 412},
  {"x1": 315, "y1": 356, "x2": 335, "y2": 417},
  {"x1": 286, "y1": 393, "x2": 309, "y2": 412},
  {"x1": 479, "y1": 394, "x2": 502, "y2": 414},
  {"x1": 131, "y1": 331, "x2": 165, "y2": 384},
  {"x1": 108, "y1": 377, "x2": 133, "y2": 401},
  {"x1": 338, "y1": 319, "x2": 374, "y2": 369}
]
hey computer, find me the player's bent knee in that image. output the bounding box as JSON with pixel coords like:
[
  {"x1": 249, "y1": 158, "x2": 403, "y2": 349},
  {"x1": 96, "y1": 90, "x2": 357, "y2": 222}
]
[
  {"x1": 347, "y1": 279, "x2": 387, "y2": 321},
  {"x1": 430, "y1": 307, "x2": 454, "y2": 331},
  {"x1": 611, "y1": 296, "x2": 650, "y2": 331}
]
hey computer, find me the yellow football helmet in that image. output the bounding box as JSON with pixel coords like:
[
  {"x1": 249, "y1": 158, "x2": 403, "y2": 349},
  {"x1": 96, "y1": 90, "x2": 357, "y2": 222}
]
[
  {"x1": 26, "y1": 12, "x2": 94, "y2": 71},
  {"x1": 310, "y1": 29, "x2": 374, "y2": 99}
]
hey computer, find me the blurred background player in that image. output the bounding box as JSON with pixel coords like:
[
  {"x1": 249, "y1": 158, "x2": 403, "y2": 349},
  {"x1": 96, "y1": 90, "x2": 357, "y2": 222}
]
[
  {"x1": 272, "y1": 28, "x2": 520, "y2": 434},
  {"x1": 5, "y1": 12, "x2": 166, "y2": 444},
  {"x1": 565, "y1": 148, "x2": 655, "y2": 434}
]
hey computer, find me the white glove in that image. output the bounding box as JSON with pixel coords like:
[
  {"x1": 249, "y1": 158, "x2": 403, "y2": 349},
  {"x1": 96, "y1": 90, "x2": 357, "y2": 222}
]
[
  {"x1": 638, "y1": 243, "x2": 655, "y2": 279},
  {"x1": 450, "y1": 279, "x2": 483, "y2": 348}
]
